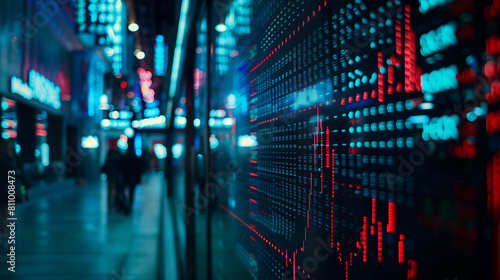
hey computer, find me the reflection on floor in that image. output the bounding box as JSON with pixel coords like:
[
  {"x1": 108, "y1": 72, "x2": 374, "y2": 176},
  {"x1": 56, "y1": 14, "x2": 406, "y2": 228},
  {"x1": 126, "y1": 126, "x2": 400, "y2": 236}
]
[
  {"x1": 0, "y1": 173, "x2": 164, "y2": 280},
  {"x1": 212, "y1": 209, "x2": 253, "y2": 280}
]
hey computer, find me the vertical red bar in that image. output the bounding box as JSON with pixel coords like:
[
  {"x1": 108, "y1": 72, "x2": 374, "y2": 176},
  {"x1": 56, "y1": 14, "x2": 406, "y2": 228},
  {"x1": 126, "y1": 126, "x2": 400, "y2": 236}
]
[
  {"x1": 407, "y1": 259, "x2": 418, "y2": 279},
  {"x1": 345, "y1": 261, "x2": 348, "y2": 280},
  {"x1": 496, "y1": 153, "x2": 500, "y2": 280},
  {"x1": 490, "y1": 153, "x2": 500, "y2": 279},
  {"x1": 320, "y1": 120, "x2": 323, "y2": 192},
  {"x1": 372, "y1": 198, "x2": 377, "y2": 224},
  {"x1": 398, "y1": 234, "x2": 405, "y2": 264},
  {"x1": 362, "y1": 216, "x2": 367, "y2": 262},
  {"x1": 388, "y1": 65, "x2": 394, "y2": 85},
  {"x1": 387, "y1": 202, "x2": 396, "y2": 234},
  {"x1": 326, "y1": 127, "x2": 330, "y2": 168},
  {"x1": 377, "y1": 221, "x2": 383, "y2": 262},
  {"x1": 331, "y1": 149, "x2": 335, "y2": 248},
  {"x1": 378, "y1": 52, "x2": 384, "y2": 102},
  {"x1": 409, "y1": 30, "x2": 417, "y2": 88},
  {"x1": 332, "y1": 149, "x2": 335, "y2": 198},
  {"x1": 396, "y1": 19, "x2": 402, "y2": 55}
]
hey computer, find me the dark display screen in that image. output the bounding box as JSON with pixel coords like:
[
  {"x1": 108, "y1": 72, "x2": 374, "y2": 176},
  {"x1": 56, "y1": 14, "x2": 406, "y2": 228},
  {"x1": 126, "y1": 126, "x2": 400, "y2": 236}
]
[{"x1": 212, "y1": 0, "x2": 500, "y2": 279}]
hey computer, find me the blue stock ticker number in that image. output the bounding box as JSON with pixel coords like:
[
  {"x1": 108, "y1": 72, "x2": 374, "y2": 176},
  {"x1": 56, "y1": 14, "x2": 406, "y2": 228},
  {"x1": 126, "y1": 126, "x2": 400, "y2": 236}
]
[{"x1": 210, "y1": 0, "x2": 499, "y2": 279}]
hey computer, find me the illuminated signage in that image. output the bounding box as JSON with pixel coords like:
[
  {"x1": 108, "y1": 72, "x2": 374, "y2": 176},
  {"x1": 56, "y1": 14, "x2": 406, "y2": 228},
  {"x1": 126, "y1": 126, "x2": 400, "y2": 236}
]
[
  {"x1": 75, "y1": 0, "x2": 118, "y2": 46},
  {"x1": 421, "y1": 65, "x2": 458, "y2": 94},
  {"x1": 420, "y1": 22, "x2": 457, "y2": 56},
  {"x1": 1, "y1": 98, "x2": 17, "y2": 140},
  {"x1": 111, "y1": 0, "x2": 124, "y2": 74},
  {"x1": 11, "y1": 70, "x2": 61, "y2": 109},
  {"x1": 154, "y1": 35, "x2": 168, "y2": 76},
  {"x1": 11, "y1": 77, "x2": 32, "y2": 100},
  {"x1": 419, "y1": 0, "x2": 453, "y2": 14},
  {"x1": 81, "y1": 136, "x2": 99, "y2": 148},
  {"x1": 76, "y1": 0, "x2": 124, "y2": 74},
  {"x1": 41, "y1": 143, "x2": 49, "y2": 167},
  {"x1": 132, "y1": 116, "x2": 166, "y2": 129},
  {"x1": 138, "y1": 68, "x2": 155, "y2": 103},
  {"x1": 422, "y1": 115, "x2": 460, "y2": 141},
  {"x1": 100, "y1": 119, "x2": 131, "y2": 130}
]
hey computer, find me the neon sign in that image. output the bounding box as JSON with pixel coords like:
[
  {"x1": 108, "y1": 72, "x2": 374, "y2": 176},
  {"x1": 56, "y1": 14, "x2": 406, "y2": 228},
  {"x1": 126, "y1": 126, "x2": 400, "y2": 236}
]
[
  {"x1": 10, "y1": 70, "x2": 61, "y2": 110},
  {"x1": 421, "y1": 65, "x2": 458, "y2": 94},
  {"x1": 100, "y1": 119, "x2": 131, "y2": 130},
  {"x1": 422, "y1": 115, "x2": 460, "y2": 141},
  {"x1": 154, "y1": 35, "x2": 167, "y2": 76},
  {"x1": 420, "y1": 22, "x2": 457, "y2": 56},
  {"x1": 138, "y1": 68, "x2": 155, "y2": 103},
  {"x1": 11, "y1": 77, "x2": 32, "y2": 100},
  {"x1": 132, "y1": 116, "x2": 166, "y2": 129},
  {"x1": 41, "y1": 143, "x2": 49, "y2": 167},
  {"x1": 419, "y1": 0, "x2": 453, "y2": 14}
]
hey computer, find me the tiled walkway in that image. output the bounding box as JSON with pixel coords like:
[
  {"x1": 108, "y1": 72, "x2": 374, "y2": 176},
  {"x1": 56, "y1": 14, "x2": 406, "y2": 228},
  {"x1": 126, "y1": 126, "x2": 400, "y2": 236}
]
[{"x1": 0, "y1": 174, "x2": 165, "y2": 280}]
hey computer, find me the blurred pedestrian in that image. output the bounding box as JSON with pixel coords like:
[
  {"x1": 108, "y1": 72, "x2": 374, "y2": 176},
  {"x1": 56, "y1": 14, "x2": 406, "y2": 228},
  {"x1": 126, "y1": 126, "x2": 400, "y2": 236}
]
[
  {"x1": 101, "y1": 149, "x2": 121, "y2": 211},
  {"x1": 0, "y1": 139, "x2": 29, "y2": 244},
  {"x1": 119, "y1": 146, "x2": 145, "y2": 215}
]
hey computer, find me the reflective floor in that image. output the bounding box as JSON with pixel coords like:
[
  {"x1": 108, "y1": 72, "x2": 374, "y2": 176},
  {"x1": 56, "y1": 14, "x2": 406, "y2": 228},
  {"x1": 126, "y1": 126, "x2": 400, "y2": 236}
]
[{"x1": 0, "y1": 174, "x2": 164, "y2": 280}]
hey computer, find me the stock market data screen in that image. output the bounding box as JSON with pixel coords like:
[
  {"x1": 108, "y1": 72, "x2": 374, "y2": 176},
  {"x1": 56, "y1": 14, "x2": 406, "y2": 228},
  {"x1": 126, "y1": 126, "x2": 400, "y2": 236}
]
[{"x1": 212, "y1": 0, "x2": 500, "y2": 279}]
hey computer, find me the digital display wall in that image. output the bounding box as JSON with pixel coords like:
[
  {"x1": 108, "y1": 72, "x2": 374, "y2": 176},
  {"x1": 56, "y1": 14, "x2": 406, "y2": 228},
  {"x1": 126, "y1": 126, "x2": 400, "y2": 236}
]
[{"x1": 214, "y1": 0, "x2": 500, "y2": 279}]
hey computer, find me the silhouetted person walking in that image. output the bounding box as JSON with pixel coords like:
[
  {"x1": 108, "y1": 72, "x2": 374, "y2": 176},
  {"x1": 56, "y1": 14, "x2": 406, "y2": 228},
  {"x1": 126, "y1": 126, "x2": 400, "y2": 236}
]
[
  {"x1": 119, "y1": 147, "x2": 145, "y2": 215},
  {"x1": 102, "y1": 149, "x2": 121, "y2": 211}
]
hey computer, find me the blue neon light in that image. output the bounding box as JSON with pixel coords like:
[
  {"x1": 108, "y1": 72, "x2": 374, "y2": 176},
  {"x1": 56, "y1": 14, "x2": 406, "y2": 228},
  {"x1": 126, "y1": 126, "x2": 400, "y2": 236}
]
[
  {"x1": 41, "y1": 143, "x2": 49, "y2": 167},
  {"x1": 419, "y1": 0, "x2": 453, "y2": 14},
  {"x1": 420, "y1": 22, "x2": 457, "y2": 56},
  {"x1": 11, "y1": 71, "x2": 61, "y2": 110},
  {"x1": 155, "y1": 35, "x2": 167, "y2": 76},
  {"x1": 421, "y1": 65, "x2": 458, "y2": 94},
  {"x1": 422, "y1": 115, "x2": 460, "y2": 141}
]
